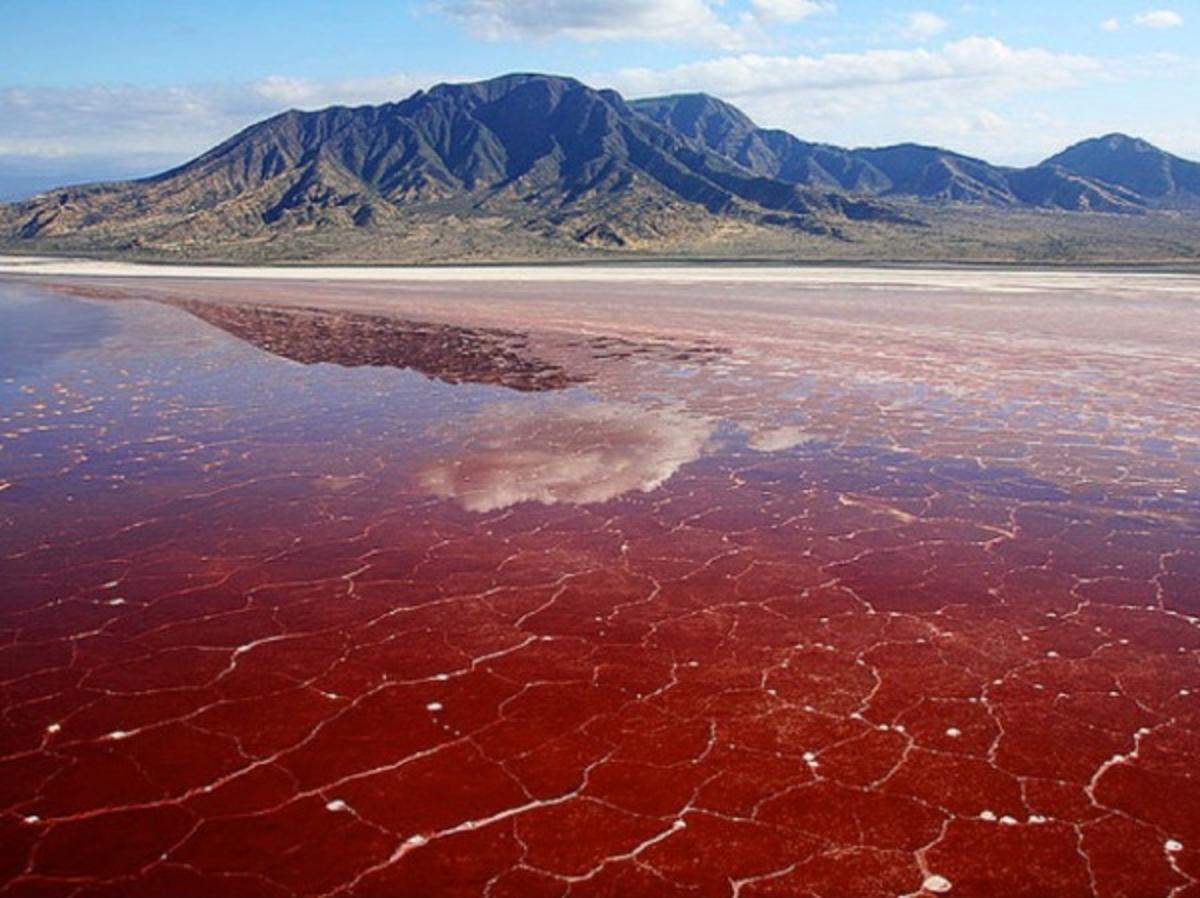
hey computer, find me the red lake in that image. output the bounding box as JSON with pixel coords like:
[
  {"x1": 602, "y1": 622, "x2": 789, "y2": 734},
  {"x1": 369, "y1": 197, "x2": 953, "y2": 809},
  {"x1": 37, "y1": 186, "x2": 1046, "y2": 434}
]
[{"x1": 0, "y1": 270, "x2": 1197, "y2": 898}]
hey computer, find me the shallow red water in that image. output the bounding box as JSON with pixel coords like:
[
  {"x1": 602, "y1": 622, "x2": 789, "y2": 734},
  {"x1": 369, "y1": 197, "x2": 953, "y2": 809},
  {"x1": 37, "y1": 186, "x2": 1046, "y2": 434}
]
[{"x1": 1, "y1": 278, "x2": 1198, "y2": 898}]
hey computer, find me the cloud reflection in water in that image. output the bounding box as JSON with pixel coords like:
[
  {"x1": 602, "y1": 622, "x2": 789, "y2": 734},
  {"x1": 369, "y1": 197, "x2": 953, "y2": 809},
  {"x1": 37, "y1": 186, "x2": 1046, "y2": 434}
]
[{"x1": 418, "y1": 399, "x2": 715, "y2": 512}]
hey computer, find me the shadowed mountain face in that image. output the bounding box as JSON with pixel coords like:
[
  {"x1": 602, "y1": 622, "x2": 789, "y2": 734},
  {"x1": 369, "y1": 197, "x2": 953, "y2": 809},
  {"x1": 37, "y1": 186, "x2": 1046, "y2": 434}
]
[
  {"x1": 632, "y1": 93, "x2": 1151, "y2": 213},
  {"x1": 2, "y1": 74, "x2": 1198, "y2": 261},
  {"x1": 1043, "y1": 133, "x2": 1200, "y2": 205}
]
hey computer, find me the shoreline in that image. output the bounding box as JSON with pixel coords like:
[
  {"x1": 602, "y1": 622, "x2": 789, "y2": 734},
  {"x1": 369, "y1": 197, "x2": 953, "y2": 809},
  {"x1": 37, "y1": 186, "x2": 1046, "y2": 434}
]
[{"x1": 3, "y1": 254, "x2": 1200, "y2": 294}]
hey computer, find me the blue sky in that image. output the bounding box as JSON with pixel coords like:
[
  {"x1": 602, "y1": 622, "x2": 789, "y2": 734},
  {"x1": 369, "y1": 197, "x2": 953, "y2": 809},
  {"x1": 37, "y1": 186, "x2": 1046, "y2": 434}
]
[{"x1": 1, "y1": 1, "x2": 1197, "y2": 198}]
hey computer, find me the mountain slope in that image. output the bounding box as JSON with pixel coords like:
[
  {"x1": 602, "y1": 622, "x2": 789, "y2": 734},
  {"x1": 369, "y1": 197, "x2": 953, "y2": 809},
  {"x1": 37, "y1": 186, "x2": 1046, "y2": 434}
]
[
  {"x1": 0, "y1": 74, "x2": 906, "y2": 256},
  {"x1": 632, "y1": 93, "x2": 1147, "y2": 213},
  {"x1": 1043, "y1": 133, "x2": 1200, "y2": 206}
]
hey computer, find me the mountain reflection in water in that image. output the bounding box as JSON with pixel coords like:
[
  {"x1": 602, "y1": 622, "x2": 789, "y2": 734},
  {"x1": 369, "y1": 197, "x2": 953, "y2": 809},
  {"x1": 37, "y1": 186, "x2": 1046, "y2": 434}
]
[{"x1": 175, "y1": 300, "x2": 583, "y2": 391}]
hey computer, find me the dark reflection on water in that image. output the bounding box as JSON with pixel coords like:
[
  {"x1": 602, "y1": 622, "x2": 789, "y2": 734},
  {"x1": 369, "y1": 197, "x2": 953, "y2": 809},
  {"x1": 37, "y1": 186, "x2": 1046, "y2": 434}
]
[{"x1": 172, "y1": 300, "x2": 583, "y2": 391}]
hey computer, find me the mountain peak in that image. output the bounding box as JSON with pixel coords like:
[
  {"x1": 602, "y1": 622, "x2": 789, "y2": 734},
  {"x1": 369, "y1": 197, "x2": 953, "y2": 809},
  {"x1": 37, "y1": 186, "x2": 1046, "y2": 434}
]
[
  {"x1": 1061, "y1": 132, "x2": 1157, "y2": 155},
  {"x1": 631, "y1": 92, "x2": 759, "y2": 135},
  {"x1": 418, "y1": 72, "x2": 594, "y2": 110},
  {"x1": 1044, "y1": 132, "x2": 1200, "y2": 202}
]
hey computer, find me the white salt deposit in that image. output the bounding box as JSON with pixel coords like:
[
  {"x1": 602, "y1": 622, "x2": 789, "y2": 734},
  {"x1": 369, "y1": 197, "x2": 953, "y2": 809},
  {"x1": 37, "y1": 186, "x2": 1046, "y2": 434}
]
[{"x1": 923, "y1": 873, "x2": 952, "y2": 893}]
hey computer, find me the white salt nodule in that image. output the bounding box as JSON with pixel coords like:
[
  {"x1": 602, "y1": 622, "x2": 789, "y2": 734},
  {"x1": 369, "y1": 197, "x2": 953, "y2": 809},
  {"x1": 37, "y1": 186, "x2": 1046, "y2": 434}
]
[
  {"x1": 425, "y1": 702, "x2": 443, "y2": 712},
  {"x1": 979, "y1": 810, "x2": 997, "y2": 821},
  {"x1": 46, "y1": 723, "x2": 61, "y2": 734},
  {"x1": 106, "y1": 730, "x2": 130, "y2": 741},
  {"x1": 1166, "y1": 839, "x2": 1184, "y2": 853},
  {"x1": 404, "y1": 834, "x2": 429, "y2": 848},
  {"x1": 945, "y1": 727, "x2": 962, "y2": 738},
  {"x1": 325, "y1": 799, "x2": 348, "y2": 813},
  {"x1": 23, "y1": 815, "x2": 41, "y2": 825},
  {"x1": 999, "y1": 815, "x2": 1018, "y2": 826},
  {"x1": 923, "y1": 873, "x2": 952, "y2": 893}
]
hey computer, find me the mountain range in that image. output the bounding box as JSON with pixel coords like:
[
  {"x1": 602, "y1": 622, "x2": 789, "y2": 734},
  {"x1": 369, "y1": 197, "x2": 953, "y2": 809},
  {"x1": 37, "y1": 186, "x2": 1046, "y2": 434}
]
[{"x1": 2, "y1": 73, "x2": 1199, "y2": 262}]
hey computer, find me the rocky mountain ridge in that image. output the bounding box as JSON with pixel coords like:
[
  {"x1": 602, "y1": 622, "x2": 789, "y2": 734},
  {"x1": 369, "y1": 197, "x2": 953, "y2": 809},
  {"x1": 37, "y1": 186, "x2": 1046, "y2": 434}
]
[{"x1": 2, "y1": 73, "x2": 1197, "y2": 261}]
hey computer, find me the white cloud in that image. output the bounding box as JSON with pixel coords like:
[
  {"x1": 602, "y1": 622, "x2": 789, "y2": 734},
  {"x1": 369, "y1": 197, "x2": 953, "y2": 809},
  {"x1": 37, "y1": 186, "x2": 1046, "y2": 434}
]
[
  {"x1": 1133, "y1": 8, "x2": 1183, "y2": 28},
  {"x1": 417, "y1": 400, "x2": 713, "y2": 512},
  {"x1": 250, "y1": 73, "x2": 448, "y2": 108},
  {"x1": 609, "y1": 37, "x2": 1099, "y2": 98},
  {"x1": 749, "y1": 0, "x2": 832, "y2": 24},
  {"x1": 0, "y1": 74, "x2": 450, "y2": 162},
  {"x1": 901, "y1": 11, "x2": 948, "y2": 41},
  {"x1": 605, "y1": 37, "x2": 1107, "y2": 160},
  {"x1": 1100, "y1": 16, "x2": 1120, "y2": 31},
  {"x1": 747, "y1": 425, "x2": 815, "y2": 452},
  {"x1": 433, "y1": 0, "x2": 746, "y2": 48}
]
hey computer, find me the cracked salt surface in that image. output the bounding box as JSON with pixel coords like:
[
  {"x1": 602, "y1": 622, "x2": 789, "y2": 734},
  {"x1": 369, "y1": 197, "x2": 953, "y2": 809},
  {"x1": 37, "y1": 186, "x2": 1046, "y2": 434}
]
[{"x1": 2, "y1": 276, "x2": 1199, "y2": 898}]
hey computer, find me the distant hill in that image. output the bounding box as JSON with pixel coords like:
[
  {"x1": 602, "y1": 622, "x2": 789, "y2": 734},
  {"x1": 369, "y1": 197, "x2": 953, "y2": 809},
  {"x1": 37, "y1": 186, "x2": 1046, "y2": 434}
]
[
  {"x1": 1043, "y1": 133, "x2": 1200, "y2": 206},
  {"x1": 1, "y1": 73, "x2": 1198, "y2": 262},
  {"x1": 632, "y1": 93, "x2": 1148, "y2": 213}
]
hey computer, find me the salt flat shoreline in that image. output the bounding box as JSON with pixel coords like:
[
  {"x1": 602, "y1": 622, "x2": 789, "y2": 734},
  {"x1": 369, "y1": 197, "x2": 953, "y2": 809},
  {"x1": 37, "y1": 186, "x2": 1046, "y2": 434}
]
[{"x1": 2, "y1": 253, "x2": 1199, "y2": 295}]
